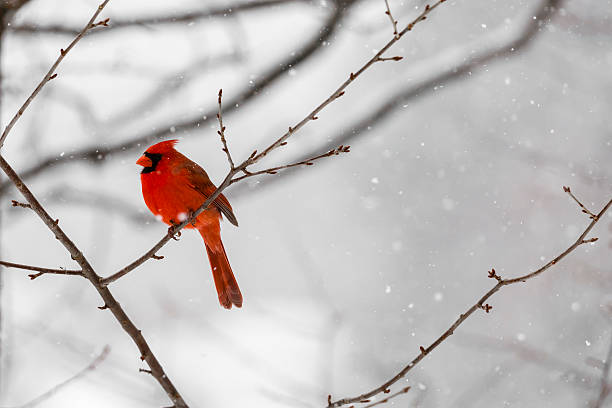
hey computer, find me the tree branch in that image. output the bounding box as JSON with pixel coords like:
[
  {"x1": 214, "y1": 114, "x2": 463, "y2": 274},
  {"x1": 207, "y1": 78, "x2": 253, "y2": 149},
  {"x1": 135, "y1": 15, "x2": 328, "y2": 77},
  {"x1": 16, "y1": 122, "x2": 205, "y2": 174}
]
[
  {"x1": 383, "y1": 0, "x2": 399, "y2": 39},
  {"x1": 0, "y1": 260, "x2": 83, "y2": 280},
  {"x1": 564, "y1": 185, "x2": 598, "y2": 219},
  {"x1": 363, "y1": 386, "x2": 410, "y2": 408},
  {"x1": 11, "y1": 199, "x2": 30, "y2": 208},
  {"x1": 230, "y1": 145, "x2": 350, "y2": 183},
  {"x1": 326, "y1": 190, "x2": 612, "y2": 408},
  {"x1": 0, "y1": 0, "x2": 111, "y2": 149},
  {"x1": 230, "y1": 0, "x2": 562, "y2": 198},
  {"x1": 216, "y1": 89, "x2": 235, "y2": 170},
  {"x1": 243, "y1": 0, "x2": 446, "y2": 167}
]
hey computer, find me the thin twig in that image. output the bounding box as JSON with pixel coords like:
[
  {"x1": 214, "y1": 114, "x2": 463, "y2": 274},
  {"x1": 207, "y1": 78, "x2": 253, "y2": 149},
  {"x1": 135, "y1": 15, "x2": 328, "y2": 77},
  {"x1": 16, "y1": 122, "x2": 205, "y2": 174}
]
[
  {"x1": 241, "y1": 0, "x2": 446, "y2": 172},
  {"x1": 593, "y1": 332, "x2": 612, "y2": 408},
  {"x1": 383, "y1": 0, "x2": 400, "y2": 39},
  {"x1": 217, "y1": 89, "x2": 235, "y2": 169},
  {"x1": 363, "y1": 386, "x2": 410, "y2": 408},
  {"x1": 10, "y1": 346, "x2": 111, "y2": 408},
  {"x1": 0, "y1": 0, "x2": 111, "y2": 149},
  {"x1": 0, "y1": 260, "x2": 83, "y2": 280},
  {"x1": 100, "y1": 0, "x2": 447, "y2": 286},
  {"x1": 376, "y1": 56, "x2": 403, "y2": 62},
  {"x1": 230, "y1": 145, "x2": 350, "y2": 183},
  {"x1": 564, "y1": 186, "x2": 598, "y2": 219},
  {"x1": 11, "y1": 199, "x2": 31, "y2": 209},
  {"x1": 327, "y1": 193, "x2": 612, "y2": 408}
]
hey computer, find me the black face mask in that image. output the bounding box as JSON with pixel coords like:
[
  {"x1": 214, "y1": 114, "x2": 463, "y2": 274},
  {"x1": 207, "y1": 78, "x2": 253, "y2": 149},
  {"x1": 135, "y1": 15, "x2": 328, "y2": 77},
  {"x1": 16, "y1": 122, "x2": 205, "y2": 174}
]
[{"x1": 141, "y1": 152, "x2": 162, "y2": 174}]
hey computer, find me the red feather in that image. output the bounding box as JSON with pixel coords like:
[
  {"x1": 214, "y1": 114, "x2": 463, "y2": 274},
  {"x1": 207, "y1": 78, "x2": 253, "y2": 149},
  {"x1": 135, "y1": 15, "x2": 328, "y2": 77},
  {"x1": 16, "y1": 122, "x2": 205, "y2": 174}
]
[{"x1": 137, "y1": 140, "x2": 242, "y2": 309}]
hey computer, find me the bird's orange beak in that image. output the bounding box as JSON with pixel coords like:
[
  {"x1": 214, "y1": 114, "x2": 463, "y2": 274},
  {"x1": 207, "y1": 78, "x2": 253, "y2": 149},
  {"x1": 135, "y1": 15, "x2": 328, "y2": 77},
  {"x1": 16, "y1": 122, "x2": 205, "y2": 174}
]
[{"x1": 136, "y1": 155, "x2": 152, "y2": 167}]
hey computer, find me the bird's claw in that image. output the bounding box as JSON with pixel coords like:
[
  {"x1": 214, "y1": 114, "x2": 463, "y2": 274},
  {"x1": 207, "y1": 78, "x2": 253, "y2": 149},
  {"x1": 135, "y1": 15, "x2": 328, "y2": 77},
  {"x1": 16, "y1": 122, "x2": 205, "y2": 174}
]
[
  {"x1": 188, "y1": 211, "x2": 197, "y2": 227},
  {"x1": 167, "y1": 225, "x2": 181, "y2": 240}
]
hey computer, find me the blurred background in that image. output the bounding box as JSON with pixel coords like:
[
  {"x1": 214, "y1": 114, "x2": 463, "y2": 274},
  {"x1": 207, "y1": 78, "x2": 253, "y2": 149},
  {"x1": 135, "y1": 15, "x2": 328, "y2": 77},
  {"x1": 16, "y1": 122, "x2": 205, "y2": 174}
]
[{"x1": 0, "y1": 0, "x2": 611, "y2": 406}]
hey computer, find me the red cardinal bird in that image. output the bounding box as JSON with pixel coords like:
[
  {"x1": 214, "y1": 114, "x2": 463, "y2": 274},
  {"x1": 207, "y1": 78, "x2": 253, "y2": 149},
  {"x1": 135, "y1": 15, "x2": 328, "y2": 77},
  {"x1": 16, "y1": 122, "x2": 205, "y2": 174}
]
[{"x1": 136, "y1": 139, "x2": 242, "y2": 309}]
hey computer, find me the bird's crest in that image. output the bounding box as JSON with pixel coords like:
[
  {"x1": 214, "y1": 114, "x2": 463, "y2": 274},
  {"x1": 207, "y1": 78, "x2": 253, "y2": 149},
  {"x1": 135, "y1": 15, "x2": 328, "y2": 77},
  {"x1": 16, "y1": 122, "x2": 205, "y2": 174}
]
[{"x1": 144, "y1": 139, "x2": 178, "y2": 154}]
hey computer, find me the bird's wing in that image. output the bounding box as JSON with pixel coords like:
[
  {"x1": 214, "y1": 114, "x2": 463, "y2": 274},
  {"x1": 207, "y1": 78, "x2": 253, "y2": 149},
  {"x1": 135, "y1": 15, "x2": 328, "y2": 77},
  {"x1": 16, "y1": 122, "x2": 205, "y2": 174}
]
[{"x1": 174, "y1": 160, "x2": 239, "y2": 227}]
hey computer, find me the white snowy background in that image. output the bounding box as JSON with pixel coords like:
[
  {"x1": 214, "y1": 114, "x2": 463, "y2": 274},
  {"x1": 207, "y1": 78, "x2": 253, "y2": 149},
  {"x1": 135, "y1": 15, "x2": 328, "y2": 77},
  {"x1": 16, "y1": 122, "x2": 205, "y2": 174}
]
[{"x1": 0, "y1": 0, "x2": 611, "y2": 407}]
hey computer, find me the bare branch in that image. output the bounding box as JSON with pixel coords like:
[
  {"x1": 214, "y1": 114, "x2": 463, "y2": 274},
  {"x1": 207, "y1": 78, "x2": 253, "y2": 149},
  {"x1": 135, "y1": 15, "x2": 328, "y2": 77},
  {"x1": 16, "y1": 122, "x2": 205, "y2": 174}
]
[
  {"x1": 91, "y1": 17, "x2": 110, "y2": 28},
  {"x1": 10, "y1": 346, "x2": 110, "y2": 408},
  {"x1": 327, "y1": 192, "x2": 612, "y2": 408},
  {"x1": 242, "y1": 0, "x2": 446, "y2": 170},
  {"x1": 564, "y1": 185, "x2": 598, "y2": 219},
  {"x1": 231, "y1": 145, "x2": 350, "y2": 183},
  {"x1": 217, "y1": 89, "x2": 235, "y2": 170},
  {"x1": 363, "y1": 386, "x2": 410, "y2": 408},
  {"x1": 0, "y1": 260, "x2": 83, "y2": 280},
  {"x1": 375, "y1": 56, "x2": 403, "y2": 62},
  {"x1": 487, "y1": 268, "x2": 502, "y2": 282},
  {"x1": 383, "y1": 0, "x2": 400, "y2": 39},
  {"x1": 11, "y1": 199, "x2": 30, "y2": 208},
  {"x1": 0, "y1": 0, "x2": 111, "y2": 149}
]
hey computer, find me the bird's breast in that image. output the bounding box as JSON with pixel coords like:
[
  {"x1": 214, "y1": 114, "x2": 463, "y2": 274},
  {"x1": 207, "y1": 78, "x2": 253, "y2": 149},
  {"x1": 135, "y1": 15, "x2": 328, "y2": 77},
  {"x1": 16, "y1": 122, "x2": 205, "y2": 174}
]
[{"x1": 141, "y1": 174, "x2": 219, "y2": 227}]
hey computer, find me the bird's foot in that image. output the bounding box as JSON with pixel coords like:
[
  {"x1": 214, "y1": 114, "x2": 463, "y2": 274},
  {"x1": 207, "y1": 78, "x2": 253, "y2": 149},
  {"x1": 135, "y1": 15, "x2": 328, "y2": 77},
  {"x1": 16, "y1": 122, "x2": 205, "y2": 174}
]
[
  {"x1": 167, "y1": 224, "x2": 181, "y2": 240},
  {"x1": 187, "y1": 210, "x2": 197, "y2": 227}
]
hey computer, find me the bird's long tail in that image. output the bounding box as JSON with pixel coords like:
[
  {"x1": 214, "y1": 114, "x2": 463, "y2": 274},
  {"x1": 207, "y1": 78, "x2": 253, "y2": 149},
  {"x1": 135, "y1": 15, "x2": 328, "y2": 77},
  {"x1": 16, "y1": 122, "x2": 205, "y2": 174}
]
[{"x1": 200, "y1": 231, "x2": 242, "y2": 309}]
